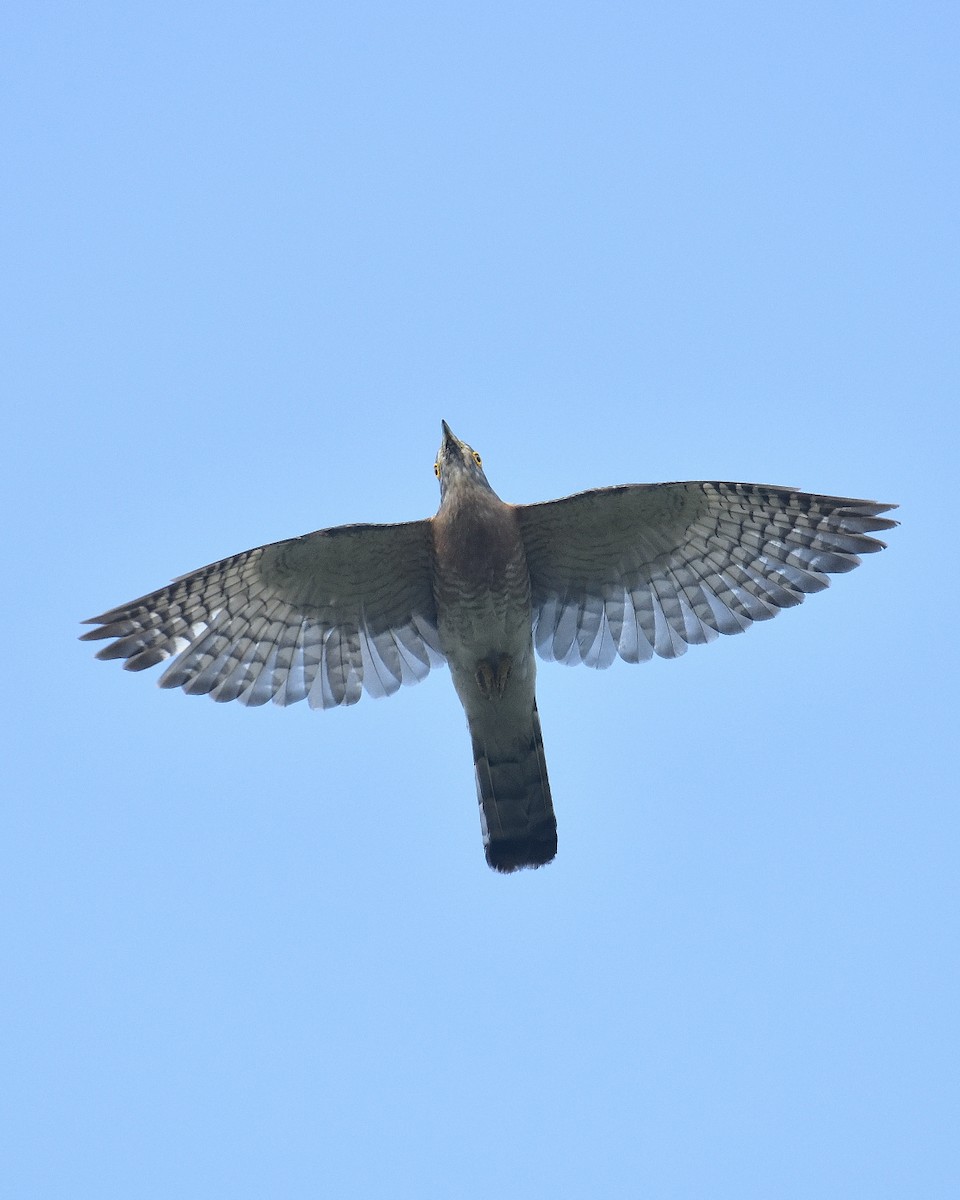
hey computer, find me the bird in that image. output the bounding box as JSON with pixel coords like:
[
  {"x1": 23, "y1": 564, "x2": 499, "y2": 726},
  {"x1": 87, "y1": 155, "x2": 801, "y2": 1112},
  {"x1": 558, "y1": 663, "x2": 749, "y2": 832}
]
[{"x1": 82, "y1": 421, "x2": 897, "y2": 873}]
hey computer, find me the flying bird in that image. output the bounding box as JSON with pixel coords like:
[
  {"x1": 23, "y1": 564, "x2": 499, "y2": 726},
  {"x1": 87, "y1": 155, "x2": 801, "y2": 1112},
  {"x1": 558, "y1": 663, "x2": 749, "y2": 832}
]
[{"x1": 82, "y1": 422, "x2": 897, "y2": 872}]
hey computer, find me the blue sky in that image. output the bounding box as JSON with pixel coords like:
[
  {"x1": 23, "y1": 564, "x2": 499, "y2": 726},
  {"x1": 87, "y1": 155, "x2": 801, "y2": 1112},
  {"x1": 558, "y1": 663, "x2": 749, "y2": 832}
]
[{"x1": 4, "y1": 2, "x2": 957, "y2": 1196}]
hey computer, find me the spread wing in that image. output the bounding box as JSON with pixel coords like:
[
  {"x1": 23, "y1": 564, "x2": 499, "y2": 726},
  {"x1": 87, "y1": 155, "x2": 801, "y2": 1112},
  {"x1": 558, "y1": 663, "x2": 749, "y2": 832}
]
[
  {"x1": 81, "y1": 521, "x2": 444, "y2": 707},
  {"x1": 517, "y1": 482, "x2": 897, "y2": 667}
]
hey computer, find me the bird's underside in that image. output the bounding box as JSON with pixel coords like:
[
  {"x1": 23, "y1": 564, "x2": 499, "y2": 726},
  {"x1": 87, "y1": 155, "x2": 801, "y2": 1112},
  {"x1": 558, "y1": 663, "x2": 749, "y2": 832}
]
[{"x1": 82, "y1": 422, "x2": 897, "y2": 873}]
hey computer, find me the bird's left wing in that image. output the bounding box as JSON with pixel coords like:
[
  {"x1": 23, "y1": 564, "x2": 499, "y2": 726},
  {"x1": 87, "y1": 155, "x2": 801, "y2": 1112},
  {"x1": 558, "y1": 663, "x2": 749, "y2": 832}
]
[
  {"x1": 81, "y1": 521, "x2": 444, "y2": 707},
  {"x1": 517, "y1": 482, "x2": 897, "y2": 667}
]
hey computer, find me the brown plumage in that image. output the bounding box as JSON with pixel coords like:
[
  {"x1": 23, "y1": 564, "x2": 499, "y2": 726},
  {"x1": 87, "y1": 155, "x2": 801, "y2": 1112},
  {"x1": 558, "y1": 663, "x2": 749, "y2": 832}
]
[{"x1": 82, "y1": 421, "x2": 897, "y2": 872}]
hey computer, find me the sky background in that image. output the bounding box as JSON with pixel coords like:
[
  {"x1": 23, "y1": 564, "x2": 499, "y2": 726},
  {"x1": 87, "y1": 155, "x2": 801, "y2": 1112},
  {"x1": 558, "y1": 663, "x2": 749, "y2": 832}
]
[{"x1": 4, "y1": 2, "x2": 958, "y2": 1197}]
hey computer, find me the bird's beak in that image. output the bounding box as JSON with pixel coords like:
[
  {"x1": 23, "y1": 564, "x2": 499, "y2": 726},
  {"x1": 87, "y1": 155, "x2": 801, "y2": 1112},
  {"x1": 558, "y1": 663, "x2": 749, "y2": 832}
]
[{"x1": 440, "y1": 420, "x2": 462, "y2": 460}]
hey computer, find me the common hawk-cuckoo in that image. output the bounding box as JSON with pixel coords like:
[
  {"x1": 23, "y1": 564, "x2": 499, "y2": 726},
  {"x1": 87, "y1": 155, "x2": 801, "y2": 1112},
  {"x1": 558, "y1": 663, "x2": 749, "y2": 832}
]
[{"x1": 82, "y1": 422, "x2": 896, "y2": 872}]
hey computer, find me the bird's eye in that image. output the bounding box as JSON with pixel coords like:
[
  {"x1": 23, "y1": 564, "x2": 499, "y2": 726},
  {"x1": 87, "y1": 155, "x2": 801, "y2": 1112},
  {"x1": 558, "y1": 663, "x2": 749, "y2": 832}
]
[
  {"x1": 434, "y1": 462, "x2": 441, "y2": 478},
  {"x1": 472, "y1": 451, "x2": 482, "y2": 467}
]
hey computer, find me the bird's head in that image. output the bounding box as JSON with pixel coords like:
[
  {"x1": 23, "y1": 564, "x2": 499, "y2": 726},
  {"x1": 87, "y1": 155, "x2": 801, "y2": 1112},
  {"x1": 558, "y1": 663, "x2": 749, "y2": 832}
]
[{"x1": 434, "y1": 421, "x2": 496, "y2": 503}]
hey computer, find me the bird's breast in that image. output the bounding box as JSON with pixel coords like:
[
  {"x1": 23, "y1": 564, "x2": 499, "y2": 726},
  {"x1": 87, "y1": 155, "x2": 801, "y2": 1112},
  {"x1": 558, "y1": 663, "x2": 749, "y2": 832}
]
[{"x1": 431, "y1": 498, "x2": 533, "y2": 666}]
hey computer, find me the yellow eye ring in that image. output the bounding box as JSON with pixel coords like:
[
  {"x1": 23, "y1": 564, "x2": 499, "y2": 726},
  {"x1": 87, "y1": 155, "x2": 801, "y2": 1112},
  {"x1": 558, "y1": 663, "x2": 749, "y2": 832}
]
[
  {"x1": 434, "y1": 462, "x2": 441, "y2": 478},
  {"x1": 472, "y1": 451, "x2": 482, "y2": 467}
]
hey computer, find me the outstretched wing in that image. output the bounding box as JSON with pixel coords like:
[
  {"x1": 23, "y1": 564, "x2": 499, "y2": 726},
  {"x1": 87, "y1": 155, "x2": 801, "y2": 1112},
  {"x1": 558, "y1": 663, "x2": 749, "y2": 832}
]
[
  {"x1": 517, "y1": 482, "x2": 897, "y2": 667},
  {"x1": 81, "y1": 521, "x2": 444, "y2": 707}
]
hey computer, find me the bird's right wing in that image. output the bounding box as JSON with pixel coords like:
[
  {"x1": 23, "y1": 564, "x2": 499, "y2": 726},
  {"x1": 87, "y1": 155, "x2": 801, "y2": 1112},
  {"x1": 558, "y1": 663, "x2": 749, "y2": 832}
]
[
  {"x1": 517, "y1": 482, "x2": 897, "y2": 667},
  {"x1": 81, "y1": 521, "x2": 444, "y2": 707}
]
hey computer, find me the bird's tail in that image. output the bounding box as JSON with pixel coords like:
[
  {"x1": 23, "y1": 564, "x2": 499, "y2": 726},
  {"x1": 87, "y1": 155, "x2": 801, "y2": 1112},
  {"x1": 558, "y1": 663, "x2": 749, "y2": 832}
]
[{"x1": 470, "y1": 702, "x2": 557, "y2": 872}]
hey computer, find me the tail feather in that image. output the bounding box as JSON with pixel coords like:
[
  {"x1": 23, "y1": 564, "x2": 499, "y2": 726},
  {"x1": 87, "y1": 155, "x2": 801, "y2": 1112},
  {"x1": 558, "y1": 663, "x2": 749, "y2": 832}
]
[{"x1": 471, "y1": 703, "x2": 557, "y2": 872}]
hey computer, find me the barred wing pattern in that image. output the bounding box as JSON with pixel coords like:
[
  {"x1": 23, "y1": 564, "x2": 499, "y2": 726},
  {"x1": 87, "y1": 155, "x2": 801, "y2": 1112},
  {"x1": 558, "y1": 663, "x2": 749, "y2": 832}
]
[
  {"x1": 518, "y1": 483, "x2": 897, "y2": 667},
  {"x1": 81, "y1": 521, "x2": 444, "y2": 708}
]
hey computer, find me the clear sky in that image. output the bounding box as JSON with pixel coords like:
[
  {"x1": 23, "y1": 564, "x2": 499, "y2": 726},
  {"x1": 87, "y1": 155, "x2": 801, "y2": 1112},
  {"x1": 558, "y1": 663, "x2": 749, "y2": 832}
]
[{"x1": 4, "y1": 3, "x2": 957, "y2": 1197}]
